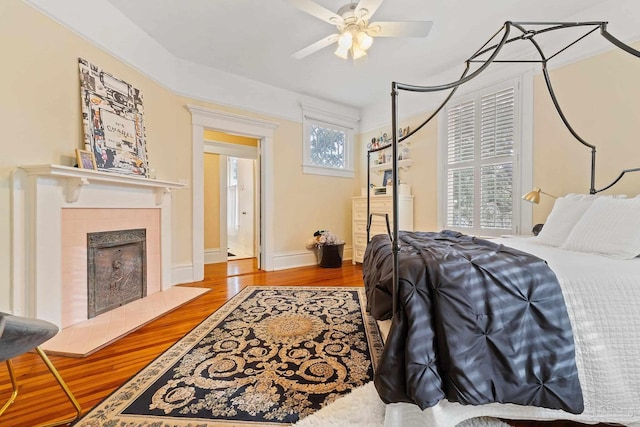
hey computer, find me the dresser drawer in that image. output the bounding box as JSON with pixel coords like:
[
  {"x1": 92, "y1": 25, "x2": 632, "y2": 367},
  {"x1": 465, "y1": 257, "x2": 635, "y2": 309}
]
[
  {"x1": 354, "y1": 221, "x2": 389, "y2": 236},
  {"x1": 370, "y1": 200, "x2": 393, "y2": 212},
  {"x1": 352, "y1": 195, "x2": 413, "y2": 264},
  {"x1": 354, "y1": 209, "x2": 394, "y2": 222},
  {"x1": 353, "y1": 197, "x2": 393, "y2": 211},
  {"x1": 353, "y1": 233, "x2": 368, "y2": 248}
]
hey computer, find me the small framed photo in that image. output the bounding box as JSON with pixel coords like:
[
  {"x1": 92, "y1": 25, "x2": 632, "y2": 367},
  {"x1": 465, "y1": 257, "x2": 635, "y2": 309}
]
[
  {"x1": 76, "y1": 148, "x2": 97, "y2": 170},
  {"x1": 382, "y1": 169, "x2": 393, "y2": 186}
]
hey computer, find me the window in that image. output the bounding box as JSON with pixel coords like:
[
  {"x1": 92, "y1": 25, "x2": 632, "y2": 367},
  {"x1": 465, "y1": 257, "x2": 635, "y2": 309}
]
[
  {"x1": 302, "y1": 100, "x2": 358, "y2": 178},
  {"x1": 441, "y1": 77, "x2": 527, "y2": 236}
]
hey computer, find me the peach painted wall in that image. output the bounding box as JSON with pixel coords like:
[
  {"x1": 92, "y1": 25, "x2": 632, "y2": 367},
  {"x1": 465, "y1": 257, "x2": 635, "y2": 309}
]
[
  {"x1": 204, "y1": 153, "x2": 220, "y2": 249},
  {"x1": 204, "y1": 130, "x2": 258, "y2": 147},
  {"x1": 532, "y1": 41, "x2": 640, "y2": 223},
  {"x1": 61, "y1": 208, "x2": 161, "y2": 328}
]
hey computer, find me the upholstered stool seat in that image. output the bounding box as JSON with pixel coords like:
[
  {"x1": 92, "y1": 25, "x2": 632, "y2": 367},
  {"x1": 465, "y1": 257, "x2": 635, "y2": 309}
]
[
  {"x1": 0, "y1": 312, "x2": 81, "y2": 426},
  {"x1": 0, "y1": 313, "x2": 58, "y2": 361}
]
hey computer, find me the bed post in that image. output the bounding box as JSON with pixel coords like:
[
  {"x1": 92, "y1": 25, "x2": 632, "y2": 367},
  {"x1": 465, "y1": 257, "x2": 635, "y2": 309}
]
[
  {"x1": 366, "y1": 150, "x2": 371, "y2": 243},
  {"x1": 391, "y1": 82, "x2": 400, "y2": 315}
]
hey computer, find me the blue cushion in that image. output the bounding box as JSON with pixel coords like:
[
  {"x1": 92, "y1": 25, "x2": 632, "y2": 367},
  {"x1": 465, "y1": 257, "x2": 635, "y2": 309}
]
[{"x1": 0, "y1": 313, "x2": 59, "y2": 361}]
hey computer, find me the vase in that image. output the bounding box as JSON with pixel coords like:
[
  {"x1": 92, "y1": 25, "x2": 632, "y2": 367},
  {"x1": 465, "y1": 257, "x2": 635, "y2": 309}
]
[{"x1": 317, "y1": 243, "x2": 344, "y2": 268}]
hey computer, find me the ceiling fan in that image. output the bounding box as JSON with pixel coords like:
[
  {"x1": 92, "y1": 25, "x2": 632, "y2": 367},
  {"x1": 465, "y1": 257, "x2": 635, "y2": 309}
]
[{"x1": 287, "y1": 0, "x2": 433, "y2": 60}]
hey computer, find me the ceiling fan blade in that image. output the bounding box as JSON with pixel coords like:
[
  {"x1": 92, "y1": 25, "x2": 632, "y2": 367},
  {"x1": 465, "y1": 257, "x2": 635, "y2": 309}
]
[
  {"x1": 291, "y1": 34, "x2": 339, "y2": 59},
  {"x1": 286, "y1": 0, "x2": 343, "y2": 25},
  {"x1": 368, "y1": 21, "x2": 433, "y2": 38},
  {"x1": 355, "y1": 0, "x2": 384, "y2": 20}
]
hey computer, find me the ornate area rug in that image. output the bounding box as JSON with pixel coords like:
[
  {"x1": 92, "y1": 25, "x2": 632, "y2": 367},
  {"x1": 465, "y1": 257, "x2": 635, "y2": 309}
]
[{"x1": 74, "y1": 286, "x2": 383, "y2": 426}]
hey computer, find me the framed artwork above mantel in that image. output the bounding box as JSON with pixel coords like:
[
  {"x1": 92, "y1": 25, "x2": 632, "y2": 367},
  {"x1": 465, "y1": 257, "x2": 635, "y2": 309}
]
[{"x1": 78, "y1": 58, "x2": 149, "y2": 177}]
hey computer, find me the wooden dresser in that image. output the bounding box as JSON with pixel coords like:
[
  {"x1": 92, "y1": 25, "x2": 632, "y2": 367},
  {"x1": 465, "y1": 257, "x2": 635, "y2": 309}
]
[{"x1": 351, "y1": 194, "x2": 414, "y2": 264}]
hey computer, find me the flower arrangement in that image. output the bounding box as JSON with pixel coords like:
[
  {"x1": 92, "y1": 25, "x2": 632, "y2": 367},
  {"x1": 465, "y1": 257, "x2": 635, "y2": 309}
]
[{"x1": 306, "y1": 230, "x2": 344, "y2": 249}]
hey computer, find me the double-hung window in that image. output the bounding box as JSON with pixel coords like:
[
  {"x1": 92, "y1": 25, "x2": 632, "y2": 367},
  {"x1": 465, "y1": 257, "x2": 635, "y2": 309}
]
[
  {"x1": 441, "y1": 77, "x2": 528, "y2": 236},
  {"x1": 301, "y1": 100, "x2": 358, "y2": 178}
]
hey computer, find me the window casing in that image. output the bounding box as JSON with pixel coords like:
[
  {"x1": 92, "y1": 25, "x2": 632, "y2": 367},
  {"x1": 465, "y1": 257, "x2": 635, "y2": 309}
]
[
  {"x1": 440, "y1": 77, "x2": 527, "y2": 236},
  {"x1": 302, "y1": 102, "x2": 357, "y2": 178}
]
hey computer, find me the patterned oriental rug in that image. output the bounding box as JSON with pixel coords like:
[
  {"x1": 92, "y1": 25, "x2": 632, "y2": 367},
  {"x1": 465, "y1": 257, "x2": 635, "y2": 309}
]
[{"x1": 74, "y1": 286, "x2": 384, "y2": 426}]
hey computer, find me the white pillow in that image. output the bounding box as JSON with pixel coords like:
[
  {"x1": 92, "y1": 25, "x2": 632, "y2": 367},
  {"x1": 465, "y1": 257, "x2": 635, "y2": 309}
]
[
  {"x1": 561, "y1": 197, "x2": 640, "y2": 259},
  {"x1": 535, "y1": 193, "x2": 627, "y2": 247},
  {"x1": 535, "y1": 194, "x2": 599, "y2": 247}
]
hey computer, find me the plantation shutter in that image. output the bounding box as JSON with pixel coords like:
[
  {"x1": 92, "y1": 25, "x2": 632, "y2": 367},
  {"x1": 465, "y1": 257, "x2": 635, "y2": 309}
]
[
  {"x1": 480, "y1": 87, "x2": 514, "y2": 230},
  {"x1": 446, "y1": 100, "x2": 475, "y2": 227},
  {"x1": 444, "y1": 82, "x2": 518, "y2": 235}
]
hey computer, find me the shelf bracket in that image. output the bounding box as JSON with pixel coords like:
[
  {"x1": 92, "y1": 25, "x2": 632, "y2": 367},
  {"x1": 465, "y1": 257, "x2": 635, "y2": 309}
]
[
  {"x1": 65, "y1": 177, "x2": 90, "y2": 203},
  {"x1": 154, "y1": 187, "x2": 171, "y2": 205}
]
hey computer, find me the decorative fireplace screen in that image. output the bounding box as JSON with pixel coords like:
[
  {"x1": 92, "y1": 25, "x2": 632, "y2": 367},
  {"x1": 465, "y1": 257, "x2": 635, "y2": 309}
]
[{"x1": 87, "y1": 228, "x2": 147, "y2": 318}]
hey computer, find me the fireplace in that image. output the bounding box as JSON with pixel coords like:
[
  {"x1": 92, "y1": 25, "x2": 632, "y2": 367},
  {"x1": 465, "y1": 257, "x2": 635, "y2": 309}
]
[
  {"x1": 87, "y1": 229, "x2": 147, "y2": 318},
  {"x1": 11, "y1": 165, "x2": 185, "y2": 329}
]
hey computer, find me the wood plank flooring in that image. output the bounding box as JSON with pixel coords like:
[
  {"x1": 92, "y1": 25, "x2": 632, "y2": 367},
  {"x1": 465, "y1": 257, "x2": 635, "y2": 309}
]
[{"x1": 0, "y1": 260, "x2": 611, "y2": 426}]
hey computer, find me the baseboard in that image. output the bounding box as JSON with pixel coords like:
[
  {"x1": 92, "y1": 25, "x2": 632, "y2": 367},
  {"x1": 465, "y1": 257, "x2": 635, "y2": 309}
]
[
  {"x1": 172, "y1": 246, "x2": 353, "y2": 280},
  {"x1": 273, "y1": 246, "x2": 352, "y2": 271},
  {"x1": 204, "y1": 248, "x2": 224, "y2": 264},
  {"x1": 172, "y1": 264, "x2": 195, "y2": 285}
]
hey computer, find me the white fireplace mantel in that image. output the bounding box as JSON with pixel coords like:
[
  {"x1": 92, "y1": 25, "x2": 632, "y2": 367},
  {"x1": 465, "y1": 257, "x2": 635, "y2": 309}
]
[
  {"x1": 11, "y1": 165, "x2": 185, "y2": 328},
  {"x1": 18, "y1": 164, "x2": 184, "y2": 204}
]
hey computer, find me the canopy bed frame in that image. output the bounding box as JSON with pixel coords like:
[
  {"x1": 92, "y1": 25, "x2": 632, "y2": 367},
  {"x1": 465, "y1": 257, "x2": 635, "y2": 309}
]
[
  {"x1": 364, "y1": 21, "x2": 640, "y2": 426},
  {"x1": 366, "y1": 20, "x2": 640, "y2": 314}
]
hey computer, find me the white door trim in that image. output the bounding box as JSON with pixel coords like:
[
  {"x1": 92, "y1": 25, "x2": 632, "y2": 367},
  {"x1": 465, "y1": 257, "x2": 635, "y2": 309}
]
[
  {"x1": 188, "y1": 105, "x2": 278, "y2": 280},
  {"x1": 204, "y1": 140, "x2": 259, "y2": 159},
  {"x1": 204, "y1": 140, "x2": 258, "y2": 264}
]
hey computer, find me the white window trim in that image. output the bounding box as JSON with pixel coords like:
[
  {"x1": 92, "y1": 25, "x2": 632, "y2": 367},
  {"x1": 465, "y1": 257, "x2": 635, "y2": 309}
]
[
  {"x1": 301, "y1": 98, "x2": 359, "y2": 178},
  {"x1": 437, "y1": 72, "x2": 533, "y2": 236}
]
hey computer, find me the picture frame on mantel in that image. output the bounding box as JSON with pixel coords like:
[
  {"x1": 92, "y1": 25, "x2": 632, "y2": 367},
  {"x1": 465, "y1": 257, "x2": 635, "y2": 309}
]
[
  {"x1": 76, "y1": 149, "x2": 97, "y2": 170},
  {"x1": 78, "y1": 58, "x2": 149, "y2": 177}
]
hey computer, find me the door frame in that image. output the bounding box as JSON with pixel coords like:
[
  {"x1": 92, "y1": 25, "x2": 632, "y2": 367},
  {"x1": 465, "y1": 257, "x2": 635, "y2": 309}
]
[
  {"x1": 188, "y1": 105, "x2": 277, "y2": 281},
  {"x1": 204, "y1": 141, "x2": 258, "y2": 263}
]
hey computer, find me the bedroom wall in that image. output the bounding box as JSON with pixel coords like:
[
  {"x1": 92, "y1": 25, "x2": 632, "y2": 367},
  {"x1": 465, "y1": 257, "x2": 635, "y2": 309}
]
[
  {"x1": 0, "y1": 1, "x2": 186, "y2": 313},
  {"x1": 357, "y1": 43, "x2": 640, "y2": 233},
  {"x1": 532, "y1": 41, "x2": 640, "y2": 223},
  {"x1": 0, "y1": 1, "x2": 356, "y2": 313}
]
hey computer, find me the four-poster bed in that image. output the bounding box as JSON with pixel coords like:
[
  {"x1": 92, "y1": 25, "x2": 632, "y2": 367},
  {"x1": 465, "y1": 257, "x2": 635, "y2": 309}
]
[{"x1": 363, "y1": 21, "x2": 640, "y2": 427}]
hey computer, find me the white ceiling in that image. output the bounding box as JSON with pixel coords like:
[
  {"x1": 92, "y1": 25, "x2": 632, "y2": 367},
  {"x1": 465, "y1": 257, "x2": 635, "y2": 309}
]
[{"x1": 103, "y1": 0, "x2": 638, "y2": 111}]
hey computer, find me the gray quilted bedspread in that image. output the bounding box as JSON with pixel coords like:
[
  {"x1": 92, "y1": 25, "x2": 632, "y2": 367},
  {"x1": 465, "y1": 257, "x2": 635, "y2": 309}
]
[{"x1": 363, "y1": 230, "x2": 584, "y2": 414}]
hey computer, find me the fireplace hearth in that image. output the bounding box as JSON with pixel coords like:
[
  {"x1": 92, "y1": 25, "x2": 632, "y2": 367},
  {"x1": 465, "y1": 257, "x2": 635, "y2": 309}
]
[{"x1": 87, "y1": 229, "x2": 147, "y2": 318}]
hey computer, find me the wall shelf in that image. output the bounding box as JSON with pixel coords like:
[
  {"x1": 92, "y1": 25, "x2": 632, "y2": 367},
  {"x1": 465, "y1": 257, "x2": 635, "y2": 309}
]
[{"x1": 370, "y1": 159, "x2": 414, "y2": 173}]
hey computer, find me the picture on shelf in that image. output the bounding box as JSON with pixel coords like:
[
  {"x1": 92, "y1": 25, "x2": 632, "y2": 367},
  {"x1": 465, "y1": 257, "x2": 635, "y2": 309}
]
[
  {"x1": 76, "y1": 149, "x2": 97, "y2": 170},
  {"x1": 382, "y1": 169, "x2": 393, "y2": 186}
]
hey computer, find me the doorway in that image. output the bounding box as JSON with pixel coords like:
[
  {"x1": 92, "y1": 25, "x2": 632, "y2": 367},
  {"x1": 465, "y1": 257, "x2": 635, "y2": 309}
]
[
  {"x1": 203, "y1": 137, "x2": 259, "y2": 265},
  {"x1": 226, "y1": 157, "x2": 256, "y2": 260},
  {"x1": 188, "y1": 104, "x2": 277, "y2": 281}
]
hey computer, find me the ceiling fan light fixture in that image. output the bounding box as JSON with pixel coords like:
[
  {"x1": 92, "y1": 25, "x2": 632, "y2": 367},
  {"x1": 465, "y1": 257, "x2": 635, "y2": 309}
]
[
  {"x1": 334, "y1": 45, "x2": 349, "y2": 59},
  {"x1": 287, "y1": 0, "x2": 433, "y2": 60},
  {"x1": 338, "y1": 31, "x2": 353, "y2": 49},
  {"x1": 357, "y1": 31, "x2": 373, "y2": 51},
  {"x1": 351, "y1": 45, "x2": 367, "y2": 59}
]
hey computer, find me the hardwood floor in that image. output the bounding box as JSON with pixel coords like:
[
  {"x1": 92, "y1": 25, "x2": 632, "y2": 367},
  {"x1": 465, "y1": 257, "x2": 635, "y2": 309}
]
[{"x1": 0, "y1": 260, "x2": 611, "y2": 426}]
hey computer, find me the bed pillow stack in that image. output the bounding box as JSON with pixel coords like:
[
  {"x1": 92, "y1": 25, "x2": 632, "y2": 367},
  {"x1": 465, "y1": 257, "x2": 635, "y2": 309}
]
[
  {"x1": 535, "y1": 194, "x2": 599, "y2": 247},
  {"x1": 561, "y1": 197, "x2": 640, "y2": 259},
  {"x1": 536, "y1": 193, "x2": 640, "y2": 259}
]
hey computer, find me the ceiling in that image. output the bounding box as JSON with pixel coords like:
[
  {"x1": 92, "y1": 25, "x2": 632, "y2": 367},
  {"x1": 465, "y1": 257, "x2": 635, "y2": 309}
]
[{"x1": 105, "y1": 0, "x2": 633, "y2": 110}]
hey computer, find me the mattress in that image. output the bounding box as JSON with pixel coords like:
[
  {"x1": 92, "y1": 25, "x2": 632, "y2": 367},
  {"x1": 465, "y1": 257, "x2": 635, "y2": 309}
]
[{"x1": 379, "y1": 236, "x2": 640, "y2": 427}]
